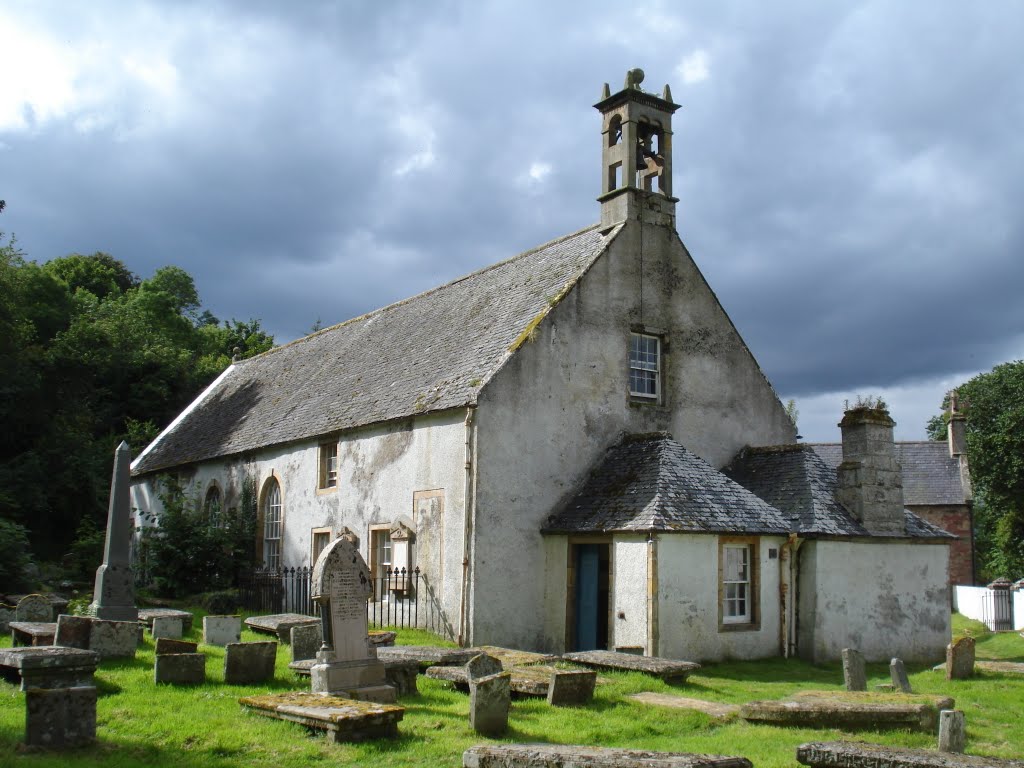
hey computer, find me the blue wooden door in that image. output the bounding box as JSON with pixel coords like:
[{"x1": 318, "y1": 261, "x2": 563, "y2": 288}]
[{"x1": 575, "y1": 544, "x2": 601, "y2": 651}]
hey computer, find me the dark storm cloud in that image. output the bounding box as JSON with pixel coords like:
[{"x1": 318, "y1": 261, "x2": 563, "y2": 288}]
[{"x1": 2, "y1": 1, "x2": 1022, "y2": 440}]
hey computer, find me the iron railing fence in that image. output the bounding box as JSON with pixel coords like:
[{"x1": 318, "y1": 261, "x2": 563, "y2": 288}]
[{"x1": 237, "y1": 565, "x2": 453, "y2": 639}]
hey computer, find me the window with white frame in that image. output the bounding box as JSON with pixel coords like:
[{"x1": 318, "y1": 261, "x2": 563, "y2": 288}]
[
  {"x1": 370, "y1": 527, "x2": 392, "y2": 602},
  {"x1": 262, "y1": 479, "x2": 283, "y2": 570},
  {"x1": 719, "y1": 538, "x2": 758, "y2": 629},
  {"x1": 319, "y1": 442, "x2": 338, "y2": 489},
  {"x1": 629, "y1": 332, "x2": 660, "y2": 399}
]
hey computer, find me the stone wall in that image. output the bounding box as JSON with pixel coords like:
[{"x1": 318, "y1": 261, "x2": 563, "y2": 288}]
[{"x1": 907, "y1": 504, "x2": 974, "y2": 585}]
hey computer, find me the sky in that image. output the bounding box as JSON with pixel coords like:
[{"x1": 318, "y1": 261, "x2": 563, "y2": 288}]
[{"x1": 2, "y1": 1, "x2": 1022, "y2": 443}]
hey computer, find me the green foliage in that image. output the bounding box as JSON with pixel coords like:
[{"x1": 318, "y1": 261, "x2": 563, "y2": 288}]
[
  {"x1": 139, "y1": 477, "x2": 257, "y2": 598},
  {"x1": 0, "y1": 518, "x2": 33, "y2": 592},
  {"x1": 200, "y1": 589, "x2": 241, "y2": 615},
  {"x1": 0, "y1": 241, "x2": 275, "y2": 563},
  {"x1": 784, "y1": 398, "x2": 799, "y2": 428},
  {"x1": 67, "y1": 516, "x2": 107, "y2": 582}
]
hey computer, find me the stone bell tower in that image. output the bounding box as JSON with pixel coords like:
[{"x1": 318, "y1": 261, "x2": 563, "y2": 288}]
[{"x1": 595, "y1": 68, "x2": 680, "y2": 229}]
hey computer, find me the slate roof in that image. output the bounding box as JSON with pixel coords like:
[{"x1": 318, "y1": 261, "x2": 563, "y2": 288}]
[
  {"x1": 725, "y1": 444, "x2": 953, "y2": 540},
  {"x1": 542, "y1": 433, "x2": 793, "y2": 535},
  {"x1": 809, "y1": 442, "x2": 968, "y2": 506},
  {"x1": 132, "y1": 224, "x2": 620, "y2": 475}
]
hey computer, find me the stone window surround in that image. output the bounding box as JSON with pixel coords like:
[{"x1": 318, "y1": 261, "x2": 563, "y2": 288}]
[
  {"x1": 257, "y1": 473, "x2": 285, "y2": 570},
  {"x1": 317, "y1": 441, "x2": 339, "y2": 493},
  {"x1": 203, "y1": 480, "x2": 223, "y2": 527},
  {"x1": 717, "y1": 536, "x2": 760, "y2": 633},
  {"x1": 628, "y1": 326, "x2": 667, "y2": 405}
]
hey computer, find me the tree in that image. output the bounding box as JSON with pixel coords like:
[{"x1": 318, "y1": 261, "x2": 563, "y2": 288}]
[{"x1": 932, "y1": 361, "x2": 1024, "y2": 579}]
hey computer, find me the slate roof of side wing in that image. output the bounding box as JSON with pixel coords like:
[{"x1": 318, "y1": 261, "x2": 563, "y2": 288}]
[
  {"x1": 542, "y1": 433, "x2": 793, "y2": 535},
  {"x1": 132, "y1": 223, "x2": 620, "y2": 476},
  {"x1": 809, "y1": 442, "x2": 968, "y2": 506},
  {"x1": 725, "y1": 444, "x2": 953, "y2": 539}
]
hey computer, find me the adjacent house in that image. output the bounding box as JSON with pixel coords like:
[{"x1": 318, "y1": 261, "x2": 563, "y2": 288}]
[{"x1": 131, "y1": 70, "x2": 952, "y2": 663}]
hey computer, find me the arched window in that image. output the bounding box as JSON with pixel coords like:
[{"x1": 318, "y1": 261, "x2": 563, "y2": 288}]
[
  {"x1": 204, "y1": 485, "x2": 222, "y2": 527},
  {"x1": 261, "y1": 478, "x2": 283, "y2": 570}
]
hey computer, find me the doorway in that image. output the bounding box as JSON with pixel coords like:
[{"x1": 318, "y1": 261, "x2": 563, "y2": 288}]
[{"x1": 571, "y1": 543, "x2": 610, "y2": 651}]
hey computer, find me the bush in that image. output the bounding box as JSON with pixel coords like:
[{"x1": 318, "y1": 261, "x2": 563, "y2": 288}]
[
  {"x1": 201, "y1": 590, "x2": 240, "y2": 615},
  {"x1": 0, "y1": 518, "x2": 34, "y2": 592}
]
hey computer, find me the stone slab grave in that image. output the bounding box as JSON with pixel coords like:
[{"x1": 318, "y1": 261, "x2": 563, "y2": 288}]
[
  {"x1": 463, "y1": 744, "x2": 753, "y2": 768},
  {"x1": 245, "y1": 613, "x2": 319, "y2": 643},
  {"x1": 0, "y1": 646, "x2": 100, "y2": 691},
  {"x1": 87, "y1": 441, "x2": 139, "y2": 623},
  {"x1": 974, "y1": 661, "x2": 1024, "y2": 676},
  {"x1": 203, "y1": 615, "x2": 242, "y2": 646},
  {"x1": 377, "y1": 645, "x2": 480, "y2": 670},
  {"x1": 25, "y1": 685, "x2": 97, "y2": 749},
  {"x1": 151, "y1": 616, "x2": 183, "y2": 640},
  {"x1": 308, "y1": 536, "x2": 396, "y2": 703},
  {"x1": 10, "y1": 621, "x2": 56, "y2": 647},
  {"x1": 289, "y1": 657, "x2": 420, "y2": 696},
  {"x1": 138, "y1": 608, "x2": 194, "y2": 633},
  {"x1": 239, "y1": 692, "x2": 404, "y2": 742},
  {"x1": 55, "y1": 615, "x2": 92, "y2": 649},
  {"x1": 477, "y1": 645, "x2": 558, "y2": 668},
  {"x1": 561, "y1": 650, "x2": 701, "y2": 683},
  {"x1": 947, "y1": 637, "x2": 976, "y2": 680},
  {"x1": 628, "y1": 692, "x2": 741, "y2": 720},
  {"x1": 16, "y1": 594, "x2": 56, "y2": 623},
  {"x1": 155, "y1": 653, "x2": 206, "y2": 685},
  {"x1": 155, "y1": 638, "x2": 198, "y2": 655},
  {"x1": 797, "y1": 740, "x2": 1024, "y2": 768},
  {"x1": 427, "y1": 663, "x2": 596, "y2": 704},
  {"x1": 89, "y1": 617, "x2": 140, "y2": 659},
  {"x1": 224, "y1": 641, "x2": 278, "y2": 684},
  {"x1": 741, "y1": 691, "x2": 955, "y2": 733}
]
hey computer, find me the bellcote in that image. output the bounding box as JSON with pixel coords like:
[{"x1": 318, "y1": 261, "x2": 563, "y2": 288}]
[{"x1": 595, "y1": 68, "x2": 680, "y2": 229}]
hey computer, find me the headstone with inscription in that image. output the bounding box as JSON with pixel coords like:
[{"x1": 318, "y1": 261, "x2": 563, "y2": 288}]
[
  {"x1": 16, "y1": 595, "x2": 54, "y2": 623},
  {"x1": 842, "y1": 648, "x2": 866, "y2": 691},
  {"x1": 87, "y1": 442, "x2": 139, "y2": 622},
  {"x1": 309, "y1": 536, "x2": 396, "y2": 703}
]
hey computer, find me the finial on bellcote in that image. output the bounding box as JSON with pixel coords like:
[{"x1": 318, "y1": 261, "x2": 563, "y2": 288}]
[
  {"x1": 601, "y1": 82, "x2": 610, "y2": 100},
  {"x1": 663, "y1": 83, "x2": 673, "y2": 102},
  {"x1": 624, "y1": 68, "x2": 645, "y2": 90}
]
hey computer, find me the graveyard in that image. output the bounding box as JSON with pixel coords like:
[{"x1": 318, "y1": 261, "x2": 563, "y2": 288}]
[{"x1": 1, "y1": 610, "x2": 1022, "y2": 767}]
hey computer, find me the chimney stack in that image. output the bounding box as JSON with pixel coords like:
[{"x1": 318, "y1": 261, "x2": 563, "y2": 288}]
[
  {"x1": 836, "y1": 401, "x2": 906, "y2": 536},
  {"x1": 947, "y1": 389, "x2": 967, "y2": 457}
]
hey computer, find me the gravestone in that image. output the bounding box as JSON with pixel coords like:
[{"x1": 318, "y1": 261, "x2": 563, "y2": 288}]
[
  {"x1": 25, "y1": 685, "x2": 97, "y2": 748},
  {"x1": 469, "y1": 671, "x2": 511, "y2": 736},
  {"x1": 842, "y1": 648, "x2": 866, "y2": 691},
  {"x1": 203, "y1": 615, "x2": 241, "y2": 646},
  {"x1": 939, "y1": 709, "x2": 966, "y2": 753},
  {"x1": 55, "y1": 615, "x2": 93, "y2": 650},
  {"x1": 224, "y1": 641, "x2": 278, "y2": 684},
  {"x1": 89, "y1": 618, "x2": 139, "y2": 659},
  {"x1": 291, "y1": 622, "x2": 322, "y2": 663},
  {"x1": 155, "y1": 654, "x2": 205, "y2": 685},
  {"x1": 151, "y1": 616, "x2": 183, "y2": 640},
  {"x1": 16, "y1": 595, "x2": 53, "y2": 623},
  {"x1": 87, "y1": 442, "x2": 139, "y2": 622},
  {"x1": 466, "y1": 653, "x2": 503, "y2": 681},
  {"x1": 155, "y1": 637, "x2": 198, "y2": 655},
  {"x1": 947, "y1": 637, "x2": 975, "y2": 680},
  {"x1": 547, "y1": 668, "x2": 597, "y2": 706},
  {"x1": 309, "y1": 537, "x2": 395, "y2": 703},
  {"x1": 890, "y1": 658, "x2": 912, "y2": 693}
]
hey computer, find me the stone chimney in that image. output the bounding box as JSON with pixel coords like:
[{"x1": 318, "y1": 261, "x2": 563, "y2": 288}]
[
  {"x1": 836, "y1": 403, "x2": 906, "y2": 536},
  {"x1": 947, "y1": 389, "x2": 966, "y2": 457}
]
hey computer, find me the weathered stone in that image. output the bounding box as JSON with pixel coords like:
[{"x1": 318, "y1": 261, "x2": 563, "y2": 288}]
[
  {"x1": 155, "y1": 653, "x2": 205, "y2": 685},
  {"x1": 309, "y1": 537, "x2": 395, "y2": 703},
  {"x1": 54, "y1": 615, "x2": 92, "y2": 650},
  {"x1": 547, "y1": 668, "x2": 597, "y2": 706},
  {"x1": 0, "y1": 605, "x2": 15, "y2": 633},
  {"x1": 842, "y1": 648, "x2": 866, "y2": 691},
  {"x1": 947, "y1": 637, "x2": 975, "y2": 680},
  {"x1": 384, "y1": 659, "x2": 419, "y2": 696},
  {"x1": 890, "y1": 658, "x2": 912, "y2": 693},
  {"x1": 741, "y1": 691, "x2": 954, "y2": 733},
  {"x1": 377, "y1": 645, "x2": 479, "y2": 670},
  {"x1": 10, "y1": 621, "x2": 56, "y2": 647},
  {"x1": 290, "y1": 622, "x2": 323, "y2": 662},
  {"x1": 239, "y1": 691, "x2": 404, "y2": 742},
  {"x1": 203, "y1": 615, "x2": 241, "y2": 646},
  {"x1": 939, "y1": 709, "x2": 966, "y2": 753},
  {"x1": 224, "y1": 641, "x2": 278, "y2": 684},
  {"x1": 0, "y1": 646, "x2": 99, "y2": 691},
  {"x1": 561, "y1": 650, "x2": 700, "y2": 683},
  {"x1": 369, "y1": 630, "x2": 397, "y2": 647},
  {"x1": 478, "y1": 645, "x2": 558, "y2": 668},
  {"x1": 155, "y1": 638, "x2": 198, "y2": 655},
  {"x1": 88, "y1": 618, "x2": 139, "y2": 659},
  {"x1": 796, "y1": 740, "x2": 1024, "y2": 768},
  {"x1": 88, "y1": 442, "x2": 139, "y2": 622},
  {"x1": 628, "y1": 692, "x2": 740, "y2": 719},
  {"x1": 463, "y1": 744, "x2": 753, "y2": 768},
  {"x1": 25, "y1": 685, "x2": 97, "y2": 748},
  {"x1": 16, "y1": 594, "x2": 54, "y2": 622},
  {"x1": 245, "y1": 613, "x2": 318, "y2": 643},
  {"x1": 151, "y1": 616, "x2": 183, "y2": 640},
  {"x1": 138, "y1": 608, "x2": 193, "y2": 633},
  {"x1": 974, "y1": 660, "x2": 1024, "y2": 675},
  {"x1": 469, "y1": 671, "x2": 511, "y2": 736},
  {"x1": 466, "y1": 653, "x2": 503, "y2": 681}
]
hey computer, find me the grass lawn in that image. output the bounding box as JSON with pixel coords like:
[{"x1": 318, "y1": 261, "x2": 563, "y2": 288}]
[{"x1": 1, "y1": 612, "x2": 1021, "y2": 767}]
